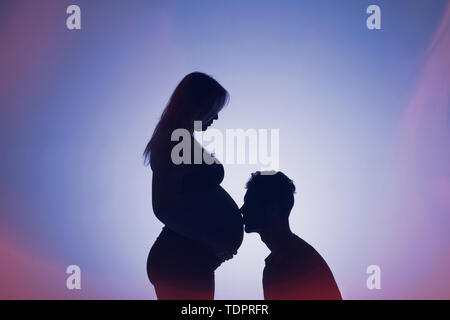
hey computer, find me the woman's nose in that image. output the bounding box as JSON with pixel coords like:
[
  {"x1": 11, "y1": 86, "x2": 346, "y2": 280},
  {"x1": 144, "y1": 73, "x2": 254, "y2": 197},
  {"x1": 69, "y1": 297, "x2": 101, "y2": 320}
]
[{"x1": 213, "y1": 114, "x2": 219, "y2": 120}]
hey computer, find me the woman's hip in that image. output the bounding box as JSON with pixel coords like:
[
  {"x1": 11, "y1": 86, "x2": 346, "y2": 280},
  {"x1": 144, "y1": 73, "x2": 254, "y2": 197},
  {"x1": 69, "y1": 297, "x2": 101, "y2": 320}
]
[{"x1": 146, "y1": 228, "x2": 219, "y2": 284}]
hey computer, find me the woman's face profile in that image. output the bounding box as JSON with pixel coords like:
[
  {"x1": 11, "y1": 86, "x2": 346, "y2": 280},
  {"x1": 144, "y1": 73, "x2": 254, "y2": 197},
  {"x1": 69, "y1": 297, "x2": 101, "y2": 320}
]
[
  {"x1": 195, "y1": 110, "x2": 219, "y2": 131},
  {"x1": 203, "y1": 112, "x2": 219, "y2": 129}
]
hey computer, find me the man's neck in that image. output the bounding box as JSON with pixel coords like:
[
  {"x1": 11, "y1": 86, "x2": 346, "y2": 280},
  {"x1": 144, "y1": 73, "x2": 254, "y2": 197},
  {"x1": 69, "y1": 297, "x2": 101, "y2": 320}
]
[{"x1": 259, "y1": 223, "x2": 295, "y2": 253}]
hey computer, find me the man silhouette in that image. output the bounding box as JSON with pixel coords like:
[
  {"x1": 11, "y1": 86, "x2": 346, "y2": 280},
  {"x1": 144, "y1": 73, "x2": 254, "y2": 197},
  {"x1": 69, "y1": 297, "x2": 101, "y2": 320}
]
[{"x1": 240, "y1": 171, "x2": 342, "y2": 300}]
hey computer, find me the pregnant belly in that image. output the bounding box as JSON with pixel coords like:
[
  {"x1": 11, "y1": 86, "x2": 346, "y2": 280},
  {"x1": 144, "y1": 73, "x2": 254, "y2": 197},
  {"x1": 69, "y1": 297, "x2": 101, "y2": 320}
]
[
  {"x1": 205, "y1": 185, "x2": 239, "y2": 215},
  {"x1": 198, "y1": 186, "x2": 244, "y2": 254},
  {"x1": 154, "y1": 185, "x2": 244, "y2": 256}
]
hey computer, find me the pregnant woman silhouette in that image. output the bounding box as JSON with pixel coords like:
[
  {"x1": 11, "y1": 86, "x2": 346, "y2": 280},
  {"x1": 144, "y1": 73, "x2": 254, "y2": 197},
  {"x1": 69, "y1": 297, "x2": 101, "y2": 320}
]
[{"x1": 144, "y1": 72, "x2": 244, "y2": 300}]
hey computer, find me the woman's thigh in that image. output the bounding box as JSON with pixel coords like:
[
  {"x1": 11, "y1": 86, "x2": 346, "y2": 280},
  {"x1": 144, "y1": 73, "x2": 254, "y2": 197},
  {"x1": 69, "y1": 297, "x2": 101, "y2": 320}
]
[
  {"x1": 147, "y1": 238, "x2": 215, "y2": 299},
  {"x1": 153, "y1": 277, "x2": 214, "y2": 300}
]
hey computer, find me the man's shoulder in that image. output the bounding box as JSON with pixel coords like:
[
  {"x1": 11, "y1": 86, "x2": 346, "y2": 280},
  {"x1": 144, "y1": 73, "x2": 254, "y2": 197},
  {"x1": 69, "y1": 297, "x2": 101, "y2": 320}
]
[
  {"x1": 290, "y1": 235, "x2": 320, "y2": 256},
  {"x1": 264, "y1": 234, "x2": 342, "y2": 300},
  {"x1": 285, "y1": 235, "x2": 332, "y2": 269},
  {"x1": 264, "y1": 234, "x2": 331, "y2": 268}
]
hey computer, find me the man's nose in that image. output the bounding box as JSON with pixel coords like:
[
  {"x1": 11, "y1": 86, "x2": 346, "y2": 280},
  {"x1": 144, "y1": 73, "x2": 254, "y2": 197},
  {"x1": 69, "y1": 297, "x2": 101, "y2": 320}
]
[{"x1": 213, "y1": 114, "x2": 218, "y2": 120}]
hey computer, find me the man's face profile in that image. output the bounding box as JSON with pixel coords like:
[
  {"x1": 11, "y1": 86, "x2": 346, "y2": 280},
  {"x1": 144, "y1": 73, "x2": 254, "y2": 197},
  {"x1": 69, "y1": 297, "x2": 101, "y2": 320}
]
[{"x1": 241, "y1": 188, "x2": 271, "y2": 233}]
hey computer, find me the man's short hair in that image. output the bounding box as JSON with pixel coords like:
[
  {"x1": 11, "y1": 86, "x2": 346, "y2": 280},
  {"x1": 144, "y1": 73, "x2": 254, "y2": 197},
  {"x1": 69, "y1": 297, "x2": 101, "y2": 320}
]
[{"x1": 245, "y1": 171, "x2": 296, "y2": 217}]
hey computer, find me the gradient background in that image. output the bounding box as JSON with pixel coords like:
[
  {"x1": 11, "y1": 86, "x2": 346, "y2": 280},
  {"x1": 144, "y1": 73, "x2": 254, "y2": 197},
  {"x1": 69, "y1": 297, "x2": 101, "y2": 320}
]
[{"x1": 0, "y1": 0, "x2": 449, "y2": 299}]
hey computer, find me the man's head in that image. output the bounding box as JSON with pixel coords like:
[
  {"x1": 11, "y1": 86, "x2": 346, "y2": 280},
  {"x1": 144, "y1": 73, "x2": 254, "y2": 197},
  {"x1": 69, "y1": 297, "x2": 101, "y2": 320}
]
[{"x1": 241, "y1": 171, "x2": 296, "y2": 233}]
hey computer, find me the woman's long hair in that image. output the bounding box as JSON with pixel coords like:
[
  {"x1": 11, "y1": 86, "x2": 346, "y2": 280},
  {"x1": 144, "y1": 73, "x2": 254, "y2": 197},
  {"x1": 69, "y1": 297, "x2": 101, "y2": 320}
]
[{"x1": 144, "y1": 72, "x2": 229, "y2": 165}]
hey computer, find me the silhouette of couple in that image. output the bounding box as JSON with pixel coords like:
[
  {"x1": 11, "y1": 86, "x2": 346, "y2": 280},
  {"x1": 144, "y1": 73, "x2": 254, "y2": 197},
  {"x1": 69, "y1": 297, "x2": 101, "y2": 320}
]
[{"x1": 144, "y1": 72, "x2": 342, "y2": 300}]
